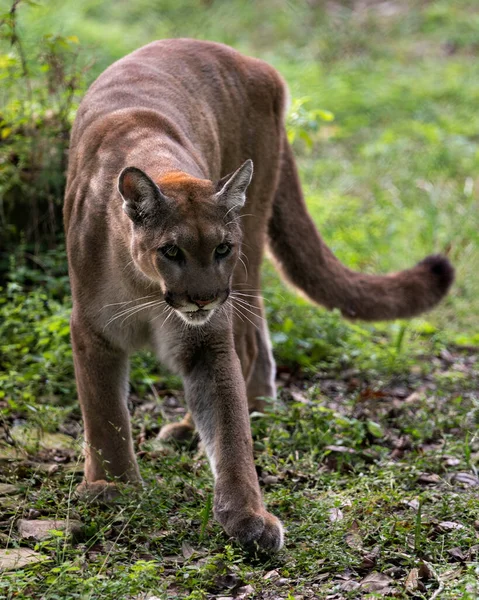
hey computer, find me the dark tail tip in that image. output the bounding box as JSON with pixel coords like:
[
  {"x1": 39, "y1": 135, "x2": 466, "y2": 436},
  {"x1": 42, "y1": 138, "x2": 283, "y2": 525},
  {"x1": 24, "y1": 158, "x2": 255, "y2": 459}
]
[{"x1": 418, "y1": 254, "x2": 455, "y2": 294}]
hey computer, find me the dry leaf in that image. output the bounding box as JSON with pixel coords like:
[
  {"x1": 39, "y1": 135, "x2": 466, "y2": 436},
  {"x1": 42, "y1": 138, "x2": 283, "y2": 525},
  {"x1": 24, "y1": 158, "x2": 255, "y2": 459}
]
[
  {"x1": 451, "y1": 472, "x2": 479, "y2": 488},
  {"x1": 438, "y1": 521, "x2": 465, "y2": 532},
  {"x1": 418, "y1": 561, "x2": 433, "y2": 581},
  {"x1": 360, "y1": 571, "x2": 394, "y2": 592},
  {"x1": 0, "y1": 548, "x2": 49, "y2": 571},
  {"x1": 447, "y1": 547, "x2": 467, "y2": 561},
  {"x1": 404, "y1": 568, "x2": 420, "y2": 593},
  {"x1": 345, "y1": 520, "x2": 363, "y2": 550},
  {"x1": 18, "y1": 518, "x2": 83, "y2": 541},
  {"x1": 418, "y1": 473, "x2": 441, "y2": 485},
  {"x1": 263, "y1": 570, "x2": 280, "y2": 580},
  {"x1": 340, "y1": 580, "x2": 361, "y2": 592},
  {"x1": 0, "y1": 484, "x2": 19, "y2": 496},
  {"x1": 360, "y1": 546, "x2": 380, "y2": 570},
  {"x1": 181, "y1": 541, "x2": 194, "y2": 559},
  {"x1": 235, "y1": 584, "x2": 254, "y2": 598},
  {"x1": 329, "y1": 507, "x2": 344, "y2": 522}
]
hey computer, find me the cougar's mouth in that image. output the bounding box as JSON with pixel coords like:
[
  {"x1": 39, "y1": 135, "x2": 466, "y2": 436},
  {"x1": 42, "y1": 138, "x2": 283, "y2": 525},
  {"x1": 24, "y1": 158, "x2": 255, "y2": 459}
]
[
  {"x1": 168, "y1": 292, "x2": 229, "y2": 326},
  {"x1": 175, "y1": 308, "x2": 214, "y2": 326}
]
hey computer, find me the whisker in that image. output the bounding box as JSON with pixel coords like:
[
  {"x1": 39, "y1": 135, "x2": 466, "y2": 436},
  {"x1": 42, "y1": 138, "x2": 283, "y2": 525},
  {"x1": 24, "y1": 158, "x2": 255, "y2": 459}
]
[
  {"x1": 149, "y1": 304, "x2": 172, "y2": 324},
  {"x1": 118, "y1": 301, "x2": 166, "y2": 327},
  {"x1": 231, "y1": 296, "x2": 261, "y2": 310},
  {"x1": 237, "y1": 255, "x2": 248, "y2": 280},
  {"x1": 224, "y1": 214, "x2": 255, "y2": 227},
  {"x1": 231, "y1": 303, "x2": 260, "y2": 331},
  {"x1": 122, "y1": 259, "x2": 136, "y2": 273},
  {"x1": 222, "y1": 304, "x2": 233, "y2": 329},
  {"x1": 231, "y1": 298, "x2": 266, "y2": 322},
  {"x1": 108, "y1": 299, "x2": 165, "y2": 321},
  {"x1": 231, "y1": 291, "x2": 267, "y2": 302},
  {"x1": 228, "y1": 301, "x2": 245, "y2": 324},
  {"x1": 100, "y1": 293, "x2": 159, "y2": 310},
  {"x1": 161, "y1": 307, "x2": 176, "y2": 329},
  {"x1": 103, "y1": 299, "x2": 165, "y2": 330},
  {"x1": 223, "y1": 203, "x2": 244, "y2": 220}
]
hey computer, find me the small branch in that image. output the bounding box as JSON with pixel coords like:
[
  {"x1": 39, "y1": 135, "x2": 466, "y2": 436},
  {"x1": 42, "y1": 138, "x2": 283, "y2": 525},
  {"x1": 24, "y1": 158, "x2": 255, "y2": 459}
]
[{"x1": 423, "y1": 561, "x2": 445, "y2": 600}]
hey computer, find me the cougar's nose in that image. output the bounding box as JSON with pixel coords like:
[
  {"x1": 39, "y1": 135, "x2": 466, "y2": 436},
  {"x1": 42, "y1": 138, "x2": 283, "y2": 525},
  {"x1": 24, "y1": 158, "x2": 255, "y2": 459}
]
[{"x1": 192, "y1": 296, "x2": 217, "y2": 308}]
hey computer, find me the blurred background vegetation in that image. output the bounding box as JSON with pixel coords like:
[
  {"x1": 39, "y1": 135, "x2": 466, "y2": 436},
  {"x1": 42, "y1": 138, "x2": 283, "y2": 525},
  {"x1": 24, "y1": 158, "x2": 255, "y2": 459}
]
[
  {"x1": 1, "y1": 3, "x2": 478, "y2": 597},
  {"x1": 0, "y1": 0, "x2": 478, "y2": 418}
]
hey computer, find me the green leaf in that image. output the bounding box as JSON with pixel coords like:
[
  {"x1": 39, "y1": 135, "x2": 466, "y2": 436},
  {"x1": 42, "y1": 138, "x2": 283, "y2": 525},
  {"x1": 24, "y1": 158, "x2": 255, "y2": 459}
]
[{"x1": 367, "y1": 420, "x2": 384, "y2": 438}]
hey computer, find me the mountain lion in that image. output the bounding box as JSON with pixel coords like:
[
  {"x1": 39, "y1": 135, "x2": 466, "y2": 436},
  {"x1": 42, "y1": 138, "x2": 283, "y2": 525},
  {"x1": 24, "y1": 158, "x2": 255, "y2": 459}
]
[{"x1": 64, "y1": 39, "x2": 454, "y2": 551}]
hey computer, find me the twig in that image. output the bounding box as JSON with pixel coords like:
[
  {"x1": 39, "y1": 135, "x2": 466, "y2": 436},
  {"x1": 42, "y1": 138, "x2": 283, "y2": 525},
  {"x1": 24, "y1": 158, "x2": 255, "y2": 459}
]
[{"x1": 423, "y1": 561, "x2": 445, "y2": 600}]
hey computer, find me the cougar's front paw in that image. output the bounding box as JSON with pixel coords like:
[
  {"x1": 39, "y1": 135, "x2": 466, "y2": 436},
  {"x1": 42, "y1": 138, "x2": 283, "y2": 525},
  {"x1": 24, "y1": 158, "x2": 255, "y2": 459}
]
[
  {"x1": 75, "y1": 480, "x2": 120, "y2": 503},
  {"x1": 215, "y1": 507, "x2": 284, "y2": 552}
]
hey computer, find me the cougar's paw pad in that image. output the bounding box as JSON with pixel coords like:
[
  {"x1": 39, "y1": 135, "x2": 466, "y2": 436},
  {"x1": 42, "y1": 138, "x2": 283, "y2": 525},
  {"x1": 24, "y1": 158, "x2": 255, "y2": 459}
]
[
  {"x1": 158, "y1": 421, "x2": 196, "y2": 443},
  {"x1": 75, "y1": 480, "x2": 120, "y2": 503}
]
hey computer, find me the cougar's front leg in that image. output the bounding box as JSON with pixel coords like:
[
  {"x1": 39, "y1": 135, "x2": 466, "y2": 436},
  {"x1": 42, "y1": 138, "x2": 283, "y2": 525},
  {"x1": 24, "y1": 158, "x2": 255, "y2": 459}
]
[
  {"x1": 71, "y1": 312, "x2": 140, "y2": 484},
  {"x1": 182, "y1": 332, "x2": 283, "y2": 551}
]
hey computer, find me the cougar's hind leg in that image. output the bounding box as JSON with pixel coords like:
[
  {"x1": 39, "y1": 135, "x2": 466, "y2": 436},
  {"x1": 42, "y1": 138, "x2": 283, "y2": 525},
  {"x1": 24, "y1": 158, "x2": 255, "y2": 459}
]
[
  {"x1": 232, "y1": 254, "x2": 276, "y2": 413},
  {"x1": 246, "y1": 322, "x2": 276, "y2": 412}
]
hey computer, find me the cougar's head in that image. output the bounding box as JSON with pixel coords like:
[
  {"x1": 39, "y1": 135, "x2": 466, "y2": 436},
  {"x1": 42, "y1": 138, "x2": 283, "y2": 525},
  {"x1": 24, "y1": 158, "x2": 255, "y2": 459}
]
[{"x1": 118, "y1": 160, "x2": 253, "y2": 326}]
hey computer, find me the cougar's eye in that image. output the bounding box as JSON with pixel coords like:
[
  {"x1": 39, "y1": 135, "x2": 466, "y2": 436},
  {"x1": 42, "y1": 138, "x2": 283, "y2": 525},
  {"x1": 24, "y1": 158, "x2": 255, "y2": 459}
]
[
  {"x1": 161, "y1": 245, "x2": 182, "y2": 260},
  {"x1": 215, "y1": 243, "x2": 231, "y2": 258}
]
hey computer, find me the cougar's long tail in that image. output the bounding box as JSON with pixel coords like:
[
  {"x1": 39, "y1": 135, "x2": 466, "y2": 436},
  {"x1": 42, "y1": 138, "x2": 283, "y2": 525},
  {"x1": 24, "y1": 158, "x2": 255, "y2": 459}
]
[{"x1": 267, "y1": 139, "x2": 454, "y2": 321}]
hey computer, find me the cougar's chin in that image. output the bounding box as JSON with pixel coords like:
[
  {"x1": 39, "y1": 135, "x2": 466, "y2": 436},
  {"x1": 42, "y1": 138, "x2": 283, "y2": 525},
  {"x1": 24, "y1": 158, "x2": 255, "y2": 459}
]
[{"x1": 176, "y1": 308, "x2": 215, "y2": 326}]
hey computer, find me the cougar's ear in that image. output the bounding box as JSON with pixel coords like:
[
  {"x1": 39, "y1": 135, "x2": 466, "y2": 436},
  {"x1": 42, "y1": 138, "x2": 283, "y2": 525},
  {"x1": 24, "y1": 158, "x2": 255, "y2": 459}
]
[
  {"x1": 215, "y1": 159, "x2": 253, "y2": 211},
  {"x1": 118, "y1": 166, "x2": 168, "y2": 225}
]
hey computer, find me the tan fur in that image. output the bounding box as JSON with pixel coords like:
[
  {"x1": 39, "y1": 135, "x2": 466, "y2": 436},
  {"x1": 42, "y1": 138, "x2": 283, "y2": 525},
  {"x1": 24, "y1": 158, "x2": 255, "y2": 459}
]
[{"x1": 65, "y1": 39, "x2": 453, "y2": 552}]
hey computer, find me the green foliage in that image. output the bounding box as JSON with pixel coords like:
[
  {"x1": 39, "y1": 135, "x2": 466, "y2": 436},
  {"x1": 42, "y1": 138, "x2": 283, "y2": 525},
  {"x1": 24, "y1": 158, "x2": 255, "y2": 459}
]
[
  {"x1": 0, "y1": 0, "x2": 87, "y2": 249},
  {"x1": 0, "y1": 281, "x2": 74, "y2": 428},
  {"x1": 286, "y1": 97, "x2": 334, "y2": 151}
]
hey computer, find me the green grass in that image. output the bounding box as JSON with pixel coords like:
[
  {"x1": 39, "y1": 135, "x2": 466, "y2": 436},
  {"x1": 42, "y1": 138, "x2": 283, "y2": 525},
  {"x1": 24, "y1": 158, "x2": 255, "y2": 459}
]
[{"x1": 1, "y1": 1, "x2": 479, "y2": 598}]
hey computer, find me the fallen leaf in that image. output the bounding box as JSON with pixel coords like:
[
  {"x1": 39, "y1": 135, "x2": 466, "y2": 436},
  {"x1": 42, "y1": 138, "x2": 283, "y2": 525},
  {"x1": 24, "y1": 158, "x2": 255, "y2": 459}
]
[
  {"x1": 345, "y1": 520, "x2": 363, "y2": 550},
  {"x1": 451, "y1": 472, "x2": 479, "y2": 488},
  {"x1": 181, "y1": 541, "x2": 194, "y2": 559},
  {"x1": 10, "y1": 426, "x2": 78, "y2": 451},
  {"x1": 447, "y1": 547, "x2": 467, "y2": 561},
  {"x1": 417, "y1": 473, "x2": 441, "y2": 485},
  {"x1": 18, "y1": 519, "x2": 83, "y2": 541},
  {"x1": 404, "y1": 568, "x2": 420, "y2": 593},
  {"x1": 263, "y1": 569, "x2": 280, "y2": 580},
  {"x1": 360, "y1": 546, "x2": 380, "y2": 570},
  {"x1": 403, "y1": 499, "x2": 420, "y2": 511},
  {"x1": 0, "y1": 548, "x2": 49, "y2": 571},
  {"x1": 235, "y1": 584, "x2": 254, "y2": 598},
  {"x1": 329, "y1": 507, "x2": 344, "y2": 522},
  {"x1": 0, "y1": 483, "x2": 20, "y2": 496},
  {"x1": 418, "y1": 561, "x2": 434, "y2": 581},
  {"x1": 360, "y1": 571, "x2": 394, "y2": 592},
  {"x1": 437, "y1": 521, "x2": 465, "y2": 532},
  {"x1": 340, "y1": 580, "x2": 361, "y2": 592}
]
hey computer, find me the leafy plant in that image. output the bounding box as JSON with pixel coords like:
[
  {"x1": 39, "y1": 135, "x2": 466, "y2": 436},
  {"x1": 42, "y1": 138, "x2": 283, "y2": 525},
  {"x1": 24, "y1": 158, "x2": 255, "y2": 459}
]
[{"x1": 0, "y1": 0, "x2": 88, "y2": 254}]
